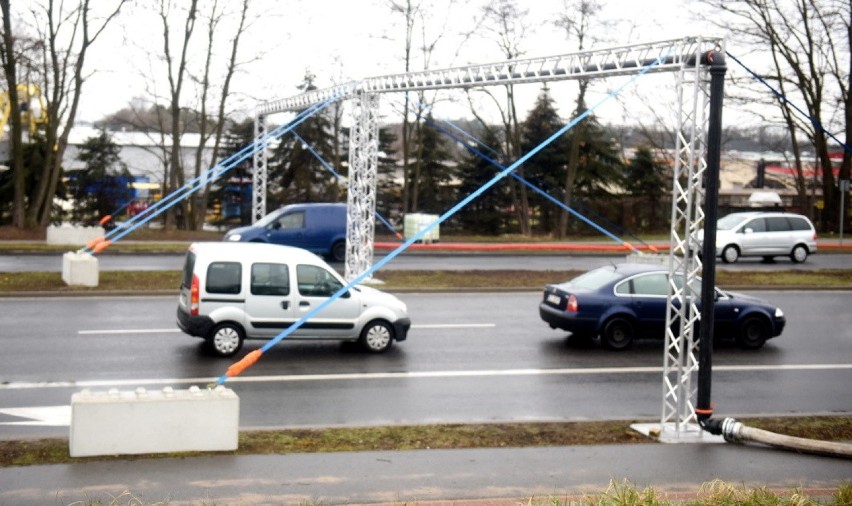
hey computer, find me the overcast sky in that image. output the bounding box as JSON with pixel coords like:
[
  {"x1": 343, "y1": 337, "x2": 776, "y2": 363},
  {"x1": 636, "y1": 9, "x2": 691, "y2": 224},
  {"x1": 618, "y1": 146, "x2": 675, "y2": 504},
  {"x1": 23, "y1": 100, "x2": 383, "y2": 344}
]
[{"x1": 77, "y1": 0, "x2": 741, "y2": 128}]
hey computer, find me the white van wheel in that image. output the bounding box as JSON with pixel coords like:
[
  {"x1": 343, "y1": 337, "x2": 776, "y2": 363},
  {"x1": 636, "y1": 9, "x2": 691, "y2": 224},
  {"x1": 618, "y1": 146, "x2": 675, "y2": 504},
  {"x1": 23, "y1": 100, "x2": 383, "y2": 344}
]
[
  {"x1": 790, "y1": 244, "x2": 808, "y2": 263},
  {"x1": 360, "y1": 320, "x2": 393, "y2": 353},
  {"x1": 208, "y1": 323, "x2": 244, "y2": 357}
]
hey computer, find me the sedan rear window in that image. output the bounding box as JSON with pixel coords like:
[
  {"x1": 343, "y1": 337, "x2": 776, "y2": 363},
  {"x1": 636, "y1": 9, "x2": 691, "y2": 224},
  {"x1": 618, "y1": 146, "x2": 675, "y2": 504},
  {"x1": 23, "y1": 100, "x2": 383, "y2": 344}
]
[{"x1": 566, "y1": 268, "x2": 623, "y2": 290}]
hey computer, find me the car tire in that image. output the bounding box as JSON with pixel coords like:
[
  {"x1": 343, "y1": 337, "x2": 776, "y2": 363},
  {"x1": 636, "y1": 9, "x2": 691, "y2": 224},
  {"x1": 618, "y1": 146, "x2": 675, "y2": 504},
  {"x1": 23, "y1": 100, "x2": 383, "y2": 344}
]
[
  {"x1": 207, "y1": 323, "x2": 244, "y2": 357},
  {"x1": 331, "y1": 241, "x2": 346, "y2": 262},
  {"x1": 790, "y1": 244, "x2": 809, "y2": 263},
  {"x1": 721, "y1": 245, "x2": 739, "y2": 264},
  {"x1": 737, "y1": 316, "x2": 769, "y2": 350},
  {"x1": 359, "y1": 320, "x2": 393, "y2": 353},
  {"x1": 601, "y1": 317, "x2": 634, "y2": 351}
]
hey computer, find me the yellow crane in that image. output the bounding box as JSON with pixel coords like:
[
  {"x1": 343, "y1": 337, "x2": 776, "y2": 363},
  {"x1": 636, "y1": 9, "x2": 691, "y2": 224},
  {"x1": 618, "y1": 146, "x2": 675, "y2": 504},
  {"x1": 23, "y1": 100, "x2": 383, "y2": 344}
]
[{"x1": 0, "y1": 83, "x2": 49, "y2": 138}]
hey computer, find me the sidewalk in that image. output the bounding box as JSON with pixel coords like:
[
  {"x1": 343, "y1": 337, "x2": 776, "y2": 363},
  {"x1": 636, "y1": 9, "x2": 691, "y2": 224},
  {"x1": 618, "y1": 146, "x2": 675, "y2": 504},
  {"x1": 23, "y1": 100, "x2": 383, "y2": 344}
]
[{"x1": 2, "y1": 438, "x2": 850, "y2": 505}]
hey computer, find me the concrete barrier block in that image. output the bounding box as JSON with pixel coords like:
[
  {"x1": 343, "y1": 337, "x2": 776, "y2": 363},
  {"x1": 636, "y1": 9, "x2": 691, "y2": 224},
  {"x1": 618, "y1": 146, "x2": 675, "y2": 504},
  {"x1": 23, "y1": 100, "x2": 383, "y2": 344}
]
[
  {"x1": 47, "y1": 225, "x2": 105, "y2": 245},
  {"x1": 70, "y1": 386, "x2": 239, "y2": 457},
  {"x1": 62, "y1": 251, "x2": 99, "y2": 287}
]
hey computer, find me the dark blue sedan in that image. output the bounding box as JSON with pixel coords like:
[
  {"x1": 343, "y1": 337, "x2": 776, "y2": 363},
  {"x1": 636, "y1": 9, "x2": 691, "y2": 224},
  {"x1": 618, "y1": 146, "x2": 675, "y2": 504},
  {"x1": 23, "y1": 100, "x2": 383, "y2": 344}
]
[{"x1": 539, "y1": 263, "x2": 785, "y2": 350}]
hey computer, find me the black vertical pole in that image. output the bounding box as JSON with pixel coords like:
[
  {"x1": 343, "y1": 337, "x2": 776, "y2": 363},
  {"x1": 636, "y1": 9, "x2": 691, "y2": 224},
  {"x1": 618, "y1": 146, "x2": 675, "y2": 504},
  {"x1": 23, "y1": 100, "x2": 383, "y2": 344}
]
[{"x1": 697, "y1": 50, "x2": 726, "y2": 429}]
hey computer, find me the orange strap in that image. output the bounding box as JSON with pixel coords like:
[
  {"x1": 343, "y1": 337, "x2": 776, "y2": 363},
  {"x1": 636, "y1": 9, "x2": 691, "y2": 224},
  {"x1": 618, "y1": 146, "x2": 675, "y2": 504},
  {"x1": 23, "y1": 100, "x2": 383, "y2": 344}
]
[
  {"x1": 92, "y1": 240, "x2": 112, "y2": 254},
  {"x1": 226, "y1": 349, "x2": 263, "y2": 378},
  {"x1": 85, "y1": 236, "x2": 105, "y2": 250}
]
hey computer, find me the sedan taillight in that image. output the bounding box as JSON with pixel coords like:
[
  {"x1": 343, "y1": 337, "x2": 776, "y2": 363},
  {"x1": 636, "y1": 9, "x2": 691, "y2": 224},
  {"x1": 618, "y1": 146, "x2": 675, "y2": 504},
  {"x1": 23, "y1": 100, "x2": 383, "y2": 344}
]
[{"x1": 566, "y1": 294, "x2": 578, "y2": 312}]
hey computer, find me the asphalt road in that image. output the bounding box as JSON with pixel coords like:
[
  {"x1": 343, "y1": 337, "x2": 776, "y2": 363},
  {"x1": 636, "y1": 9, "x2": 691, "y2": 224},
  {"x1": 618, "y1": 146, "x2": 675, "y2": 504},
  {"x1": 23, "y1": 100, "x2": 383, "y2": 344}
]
[{"x1": 1, "y1": 291, "x2": 849, "y2": 441}]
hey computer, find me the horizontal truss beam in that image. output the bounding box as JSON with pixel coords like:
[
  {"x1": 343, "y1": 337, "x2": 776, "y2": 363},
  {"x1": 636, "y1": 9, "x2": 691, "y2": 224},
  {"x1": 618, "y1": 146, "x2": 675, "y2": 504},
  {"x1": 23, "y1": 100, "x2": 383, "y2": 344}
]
[{"x1": 257, "y1": 36, "x2": 722, "y2": 114}]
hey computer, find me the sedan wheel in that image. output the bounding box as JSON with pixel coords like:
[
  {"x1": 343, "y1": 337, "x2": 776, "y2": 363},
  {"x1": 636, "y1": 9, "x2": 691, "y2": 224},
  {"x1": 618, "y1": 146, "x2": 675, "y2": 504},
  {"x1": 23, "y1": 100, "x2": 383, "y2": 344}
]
[
  {"x1": 207, "y1": 323, "x2": 244, "y2": 357},
  {"x1": 737, "y1": 316, "x2": 769, "y2": 350},
  {"x1": 360, "y1": 320, "x2": 393, "y2": 353},
  {"x1": 790, "y1": 244, "x2": 808, "y2": 263},
  {"x1": 602, "y1": 317, "x2": 634, "y2": 351},
  {"x1": 721, "y1": 245, "x2": 739, "y2": 264}
]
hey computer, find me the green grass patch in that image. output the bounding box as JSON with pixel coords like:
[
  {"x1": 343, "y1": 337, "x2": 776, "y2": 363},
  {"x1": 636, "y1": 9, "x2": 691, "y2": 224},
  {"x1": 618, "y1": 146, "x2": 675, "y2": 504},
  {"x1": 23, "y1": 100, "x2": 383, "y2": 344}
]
[
  {"x1": 2, "y1": 269, "x2": 850, "y2": 294},
  {"x1": 2, "y1": 416, "x2": 850, "y2": 468}
]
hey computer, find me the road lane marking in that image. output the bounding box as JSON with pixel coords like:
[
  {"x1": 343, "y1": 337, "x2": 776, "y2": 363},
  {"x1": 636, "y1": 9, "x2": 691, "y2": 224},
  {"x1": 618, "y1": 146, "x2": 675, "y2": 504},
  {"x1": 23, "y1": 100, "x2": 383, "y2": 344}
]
[
  {"x1": 1, "y1": 363, "x2": 850, "y2": 391},
  {"x1": 76, "y1": 323, "x2": 496, "y2": 335},
  {"x1": 0, "y1": 406, "x2": 70, "y2": 426}
]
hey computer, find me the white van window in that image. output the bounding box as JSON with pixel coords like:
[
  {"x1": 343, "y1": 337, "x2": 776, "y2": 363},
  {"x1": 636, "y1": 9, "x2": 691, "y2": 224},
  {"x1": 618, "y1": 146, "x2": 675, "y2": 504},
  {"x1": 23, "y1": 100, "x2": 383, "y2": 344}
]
[
  {"x1": 181, "y1": 250, "x2": 196, "y2": 288},
  {"x1": 297, "y1": 264, "x2": 344, "y2": 297},
  {"x1": 206, "y1": 262, "x2": 242, "y2": 294},
  {"x1": 251, "y1": 263, "x2": 290, "y2": 296}
]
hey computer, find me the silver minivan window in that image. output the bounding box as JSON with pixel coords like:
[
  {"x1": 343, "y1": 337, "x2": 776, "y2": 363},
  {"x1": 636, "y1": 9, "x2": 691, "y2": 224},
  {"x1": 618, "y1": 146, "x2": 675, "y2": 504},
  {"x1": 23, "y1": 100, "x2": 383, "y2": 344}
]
[
  {"x1": 744, "y1": 218, "x2": 767, "y2": 233},
  {"x1": 766, "y1": 216, "x2": 791, "y2": 232},
  {"x1": 717, "y1": 213, "x2": 750, "y2": 230}
]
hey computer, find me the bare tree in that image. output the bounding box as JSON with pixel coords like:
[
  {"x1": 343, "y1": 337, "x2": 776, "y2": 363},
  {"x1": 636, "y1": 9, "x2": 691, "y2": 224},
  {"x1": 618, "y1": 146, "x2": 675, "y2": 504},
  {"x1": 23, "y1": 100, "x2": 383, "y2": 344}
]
[
  {"x1": 553, "y1": 0, "x2": 603, "y2": 238},
  {"x1": 2, "y1": 0, "x2": 126, "y2": 229},
  {"x1": 467, "y1": 0, "x2": 532, "y2": 234},
  {"x1": 1, "y1": 0, "x2": 25, "y2": 227},
  {"x1": 386, "y1": 0, "x2": 454, "y2": 214},
  {"x1": 186, "y1": 0, "x2": 251, "y2": 230},
  {"x1": 704, "y1": 0, "x2": 850, "y2": 232}
]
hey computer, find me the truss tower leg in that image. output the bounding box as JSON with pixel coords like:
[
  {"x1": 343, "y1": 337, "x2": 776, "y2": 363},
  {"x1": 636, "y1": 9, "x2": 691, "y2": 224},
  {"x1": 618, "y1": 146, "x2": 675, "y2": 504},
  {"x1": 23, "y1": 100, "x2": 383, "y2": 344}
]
[
  {"x1": 344, "y1": 93, "x2": 380, "y2": 282},
  {"x1": 660, "y1": 42, "x2": 714, "y2": 439},
  {"x1": 252, "y1": 113, "x2": 268, "y2": 223}
]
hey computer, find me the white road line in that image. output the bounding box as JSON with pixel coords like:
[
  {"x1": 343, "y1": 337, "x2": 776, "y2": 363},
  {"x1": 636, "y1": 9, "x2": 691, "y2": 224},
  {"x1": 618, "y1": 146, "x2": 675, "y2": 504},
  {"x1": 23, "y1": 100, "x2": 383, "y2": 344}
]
[
  {"x1": 1, "y1": 364, "x2": 849, "y2": 391},
  {"x1": 77, "y1": 323, "x2": 496, "y2": 335}
]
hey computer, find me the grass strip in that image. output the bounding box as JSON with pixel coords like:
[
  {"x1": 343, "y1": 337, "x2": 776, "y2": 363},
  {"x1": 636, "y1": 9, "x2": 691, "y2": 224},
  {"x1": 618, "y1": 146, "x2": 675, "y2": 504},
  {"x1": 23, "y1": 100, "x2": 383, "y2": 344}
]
[
  {"x1": 2, "y1": 416, "x2": 850, "y2": 468},
  {"x1": 2, "y1": 269, "x2": 852, "y2": 293}
]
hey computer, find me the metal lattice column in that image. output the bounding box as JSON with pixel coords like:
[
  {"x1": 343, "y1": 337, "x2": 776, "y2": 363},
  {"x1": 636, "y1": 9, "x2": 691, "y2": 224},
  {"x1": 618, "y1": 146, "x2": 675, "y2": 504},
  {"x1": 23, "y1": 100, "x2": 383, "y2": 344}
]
[
  {"x1": 344, "y1": 93, "x2": 380, "y2": 282},
  {"x1": 660, "y1": 42, "x2": 715, "y2": 438},
  {"x1": 252, "y1": 113, "x2": 268, "y2": 223}
]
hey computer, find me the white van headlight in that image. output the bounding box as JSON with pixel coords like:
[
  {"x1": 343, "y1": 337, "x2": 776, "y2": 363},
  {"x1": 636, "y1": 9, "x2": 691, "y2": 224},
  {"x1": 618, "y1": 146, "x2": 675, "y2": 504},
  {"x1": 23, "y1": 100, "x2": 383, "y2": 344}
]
[{"x1": 227, "y1": 234, "x2": 241, "y2": 241}]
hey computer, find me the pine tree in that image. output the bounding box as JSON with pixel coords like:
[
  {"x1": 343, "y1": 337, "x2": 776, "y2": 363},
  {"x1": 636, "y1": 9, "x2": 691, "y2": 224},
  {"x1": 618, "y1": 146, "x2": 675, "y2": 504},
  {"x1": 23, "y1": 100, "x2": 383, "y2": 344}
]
[
  {"x1": 212, "y1": 119, "x2": 255, "y2": 225},
  {"x1": 454, "y1": 127, "x2": 513, "y2": 234},
  {"x1": 68, "y1": 130, "x2": 132, "y2": 227},
  {"x1": 520, "y1": 87, "x2": 570, "y2": 235},
  {"x1": 267, "y1": 71, "x2": 338, "y2": 207},
  {"x1": 413, "y1": 114, "x2": 456, "y2": 214},
  {"x1": 624, "y1": 145, "x2": 667, "y2": 231}
]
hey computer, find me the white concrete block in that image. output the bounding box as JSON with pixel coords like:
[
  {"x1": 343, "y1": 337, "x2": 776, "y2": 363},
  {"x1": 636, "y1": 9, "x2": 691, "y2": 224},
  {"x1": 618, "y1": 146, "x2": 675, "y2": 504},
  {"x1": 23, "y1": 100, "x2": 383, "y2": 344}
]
[
  {"x1": 47, "y1": 225, "x2": 105, "y2": 245},
  {"x1": 62, "y1": 251, "x2": 99, "y2": 287},
  {"x1": 69, "y1": 386, "x2": 239, "y2": 457}
]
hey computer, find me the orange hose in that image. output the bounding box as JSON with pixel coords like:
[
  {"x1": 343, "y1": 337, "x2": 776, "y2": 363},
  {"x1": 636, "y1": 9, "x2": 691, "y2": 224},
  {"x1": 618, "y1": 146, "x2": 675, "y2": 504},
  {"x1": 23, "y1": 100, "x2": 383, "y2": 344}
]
[
  {"x1": 85, "y1": 236, "x2": 105, "y2": 250},
  {"x1": 226, "y1": 349, "x2": 263, "y2": 378},
  {"x1": 92, "y1": 240, "x2": 112, "y2": 254}
]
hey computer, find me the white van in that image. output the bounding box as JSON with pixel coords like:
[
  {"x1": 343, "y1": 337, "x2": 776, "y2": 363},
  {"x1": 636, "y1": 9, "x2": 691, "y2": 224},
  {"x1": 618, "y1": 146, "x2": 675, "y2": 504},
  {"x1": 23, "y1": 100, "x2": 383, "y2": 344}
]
[
  {"x1": 702, "y1": 211, "x2": 818, "y2": 264},
  {"x1": 176, "y1": 242, "x2": 410, "y2": 357}
]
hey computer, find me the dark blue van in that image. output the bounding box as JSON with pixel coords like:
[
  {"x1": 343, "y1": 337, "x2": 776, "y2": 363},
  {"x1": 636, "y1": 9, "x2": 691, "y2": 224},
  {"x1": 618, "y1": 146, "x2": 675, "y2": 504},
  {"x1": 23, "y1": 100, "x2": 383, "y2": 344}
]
[{"x1": 224, "y1": 203, "x2": 348, "y2": 261}]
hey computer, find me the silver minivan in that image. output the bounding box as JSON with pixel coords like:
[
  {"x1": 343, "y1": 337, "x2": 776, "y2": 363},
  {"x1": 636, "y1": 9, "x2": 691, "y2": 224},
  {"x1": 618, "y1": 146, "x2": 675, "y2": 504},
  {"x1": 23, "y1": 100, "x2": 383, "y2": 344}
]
[
  {"x1": 703, "y1": 211, "x2": 817, "y2": 264},
  {"x1": 176, "y1": 242, "x2": 410, "y2": 357}
]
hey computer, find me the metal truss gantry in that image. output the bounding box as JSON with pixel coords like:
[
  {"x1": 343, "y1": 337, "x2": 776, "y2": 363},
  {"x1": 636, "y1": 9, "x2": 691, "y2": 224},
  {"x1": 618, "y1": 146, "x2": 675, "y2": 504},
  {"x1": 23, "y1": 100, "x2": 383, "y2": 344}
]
[
  {"x1": 253, "y1": 36, "x2": 723, "y2": 436},
  {"x1": 660, "y1": 48, "x2": 715, "y2": 440}
]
